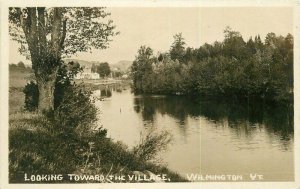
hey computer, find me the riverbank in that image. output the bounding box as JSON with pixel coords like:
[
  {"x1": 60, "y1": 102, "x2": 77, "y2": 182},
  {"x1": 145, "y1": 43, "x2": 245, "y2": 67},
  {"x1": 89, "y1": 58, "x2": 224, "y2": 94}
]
[
  {"x1": 9, "y1": 68, "x2": 186, "y2": 183},
  {"x1": 75, "y1": 78, "x2": 132, "y2": 91},
  {"x1": 9, "y1": 111, "x2": 186, "y2": 183}
]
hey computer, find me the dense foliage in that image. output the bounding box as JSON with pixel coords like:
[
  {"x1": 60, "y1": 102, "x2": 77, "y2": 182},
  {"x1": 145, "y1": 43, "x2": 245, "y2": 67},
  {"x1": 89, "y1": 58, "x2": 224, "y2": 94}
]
[
  {"x1": 9, "y1": 7, "x2": 118, "y2": 59},
  {"x1": 131, "y1": 28, "x2": 293, "y2": 103}
]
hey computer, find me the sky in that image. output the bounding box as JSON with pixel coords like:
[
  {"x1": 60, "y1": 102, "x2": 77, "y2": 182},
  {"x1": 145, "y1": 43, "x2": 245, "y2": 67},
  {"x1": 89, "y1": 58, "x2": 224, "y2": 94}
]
[{"x1": 9, "y1": 7, "x2": 293, "y2": 65}]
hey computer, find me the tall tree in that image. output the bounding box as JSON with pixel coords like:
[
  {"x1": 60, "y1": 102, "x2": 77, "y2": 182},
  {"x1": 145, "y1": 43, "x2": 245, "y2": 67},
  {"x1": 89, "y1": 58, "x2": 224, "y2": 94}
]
[
  {"x1": 9, "y1": 7, "x2": 118, "y2": 112},
  {"x1": 170, "y1": 33, "x2": 186, "y2": 63},
  {"x1": 223, "y1": 26, "x2": 246, "y2": 59},
  {"x1": 97, "y1": 62, "x2": 111, "y2": 77},
  {"x1": 131, "y1": 46, "x2": 154, "y2": 92},
  {"x1": 246, "y1": 37, "x2": 256, "y2": 55}
]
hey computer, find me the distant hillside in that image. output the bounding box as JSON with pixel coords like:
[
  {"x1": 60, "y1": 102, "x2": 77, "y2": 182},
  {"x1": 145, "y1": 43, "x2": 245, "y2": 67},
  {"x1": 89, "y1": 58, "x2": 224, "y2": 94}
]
[
  {"x1": 64, "y1": 59, "x2": 132, "y2": 72},
  {"x1": 111, "y1": 60, "x2": 133, "y2": 72},
  {"x1": 64, "y1": 59, "x2": 94, "y2": 68}
]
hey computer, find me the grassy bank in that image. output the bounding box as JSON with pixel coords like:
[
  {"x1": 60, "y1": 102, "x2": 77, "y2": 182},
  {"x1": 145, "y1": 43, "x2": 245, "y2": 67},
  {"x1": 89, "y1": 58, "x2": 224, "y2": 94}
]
[{"x1": 9, "y1": 68, "x2": 186, "y2": 183}]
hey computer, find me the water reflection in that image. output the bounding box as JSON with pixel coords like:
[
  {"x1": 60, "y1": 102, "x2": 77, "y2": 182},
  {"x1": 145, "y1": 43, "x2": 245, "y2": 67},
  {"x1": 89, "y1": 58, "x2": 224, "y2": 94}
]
[
  {"x1": 96, "y1": 84, "x2": 126, "y2": 98},
  {"x1": 95, "y1": 88, "x2": 294, "y2": 181},
  {"x1": 133, "y1": 95, "x2": 293, "y2": 142},
  {"x1": 100, "y1": 89, "x2": 112, "y2": 98}
]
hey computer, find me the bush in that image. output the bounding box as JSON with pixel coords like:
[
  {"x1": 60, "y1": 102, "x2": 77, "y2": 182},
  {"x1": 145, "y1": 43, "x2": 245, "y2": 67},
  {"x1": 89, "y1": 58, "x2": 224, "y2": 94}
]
[
  {"x1": 53, "y1": 84, "x2": 98, "y2": 135},
  {"x1": 132, "y1": 130, "x2": 172, "y2": 162},
  {"x1": 23, "y1": 81, "x2": 39, "y2": 111}
]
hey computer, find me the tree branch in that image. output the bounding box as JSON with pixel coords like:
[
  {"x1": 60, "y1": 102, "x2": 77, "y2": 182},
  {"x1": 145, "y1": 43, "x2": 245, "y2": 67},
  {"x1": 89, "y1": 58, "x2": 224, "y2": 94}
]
[
  {"x1": 51, "y1": 8, "x2": 63, "y2": 58},
  {"x1": 27, "y1": 8, "x2": 37, "y2": 37},
  {"x1": 37, "y1": 7, "x2": 47, "y2": 56},
  {"x1": 60, "y1": 18, "x2": 67, "y2": 50},
  {"x1": 16, "y1": 8, "x2": 29, "y2": 38}
]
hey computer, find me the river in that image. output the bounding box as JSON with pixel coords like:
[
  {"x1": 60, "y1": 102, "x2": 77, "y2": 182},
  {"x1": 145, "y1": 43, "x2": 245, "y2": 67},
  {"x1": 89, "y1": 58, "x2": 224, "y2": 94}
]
[{"x1": 93, "y1": 85, "x2": 294, "y2": 181}]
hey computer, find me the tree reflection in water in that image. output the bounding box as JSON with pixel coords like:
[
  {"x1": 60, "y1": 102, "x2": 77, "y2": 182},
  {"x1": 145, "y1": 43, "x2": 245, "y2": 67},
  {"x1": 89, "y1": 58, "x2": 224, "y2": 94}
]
[{"x1": 133, "y1": 95, "x2": 293, "y2": 144}]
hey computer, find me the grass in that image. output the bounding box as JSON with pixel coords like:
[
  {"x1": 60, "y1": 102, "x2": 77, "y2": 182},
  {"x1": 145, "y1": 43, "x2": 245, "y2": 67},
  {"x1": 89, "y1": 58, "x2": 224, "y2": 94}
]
[
  {"x1": 9, "y1": 67, "x2": 187, "y2": 183},
  {"x1": 9, "y1": 88, "x2": 25, "y2": 114},
  {"x1": 9, "y1": 111, "x2": 186, "y2": 183},
  {"x1": 9, "y1": 67, "x2": 34, "y2": 88},
  {"x1": 9, "y1": 67, "x2": 33, "y2": 114}
]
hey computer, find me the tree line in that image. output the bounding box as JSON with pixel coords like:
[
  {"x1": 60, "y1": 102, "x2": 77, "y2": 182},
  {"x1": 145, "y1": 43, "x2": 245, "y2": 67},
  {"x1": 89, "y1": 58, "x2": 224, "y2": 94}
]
[
  {"x1": 9, "y1": 61, "x2": 32, "y2": 71},
  {"x1": 131, "y1": 27, "x2": 293, "y2": 103}
]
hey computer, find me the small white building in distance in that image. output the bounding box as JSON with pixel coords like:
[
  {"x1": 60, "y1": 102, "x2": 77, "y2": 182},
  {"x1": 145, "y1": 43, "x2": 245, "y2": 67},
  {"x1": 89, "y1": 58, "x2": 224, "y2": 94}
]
[
  {"x1": 121, "y1": 74, "x2": 129, "y2": 79},
  {"x1": 75, "y1": 67, "x2": 100, "y2": 79},
  {"x1": 91, "y1": 73, "x2": 100, "y2": 79}
]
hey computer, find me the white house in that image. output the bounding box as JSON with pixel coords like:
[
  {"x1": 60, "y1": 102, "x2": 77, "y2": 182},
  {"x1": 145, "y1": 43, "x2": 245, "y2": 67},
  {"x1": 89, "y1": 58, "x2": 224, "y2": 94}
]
[
  {"x1": 75, "y1": 67, "x2": 100, "y2": 79},
  {"x1": 91, "y1": 73, "x2": 100, "y2": 79},
  {"x1": 121, "y1": 74, "x2": 129, "y2": 79}
]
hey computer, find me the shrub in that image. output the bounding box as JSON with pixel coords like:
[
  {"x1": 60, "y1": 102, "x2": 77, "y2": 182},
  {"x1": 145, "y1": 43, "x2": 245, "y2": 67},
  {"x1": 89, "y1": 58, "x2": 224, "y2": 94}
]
[
  {"x1": 23, "y1": 81, "x2": 39, "y2": 111},
  {"x1": 53, "y1": 84, "x2": 98, "y2": 135},
  {"x1": 132, "y1": 130, "x2": 172, "y2": 162}
]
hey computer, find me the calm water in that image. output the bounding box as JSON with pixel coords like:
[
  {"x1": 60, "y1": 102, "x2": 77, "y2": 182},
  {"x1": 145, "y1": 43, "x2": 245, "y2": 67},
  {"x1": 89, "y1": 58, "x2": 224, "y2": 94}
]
[{"x1": 93, "y1": 86, "x2": 294, "y2": 181}]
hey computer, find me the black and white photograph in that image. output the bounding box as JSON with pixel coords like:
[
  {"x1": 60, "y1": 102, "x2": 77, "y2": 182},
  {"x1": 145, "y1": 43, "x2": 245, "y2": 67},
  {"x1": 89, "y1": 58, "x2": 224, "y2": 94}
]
[{"x1": 1, "y1": 0, "x2": 300, "y2": 188}]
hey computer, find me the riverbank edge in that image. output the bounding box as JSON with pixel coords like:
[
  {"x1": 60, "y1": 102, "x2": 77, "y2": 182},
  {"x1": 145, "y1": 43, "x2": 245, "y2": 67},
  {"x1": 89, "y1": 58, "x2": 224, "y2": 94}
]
[
  {"x1": 131, "y1": 88, "x2": 294, "y2": 108},
  {"x1": 8, "y1": 84, "x2": 188, "y2": 183}
]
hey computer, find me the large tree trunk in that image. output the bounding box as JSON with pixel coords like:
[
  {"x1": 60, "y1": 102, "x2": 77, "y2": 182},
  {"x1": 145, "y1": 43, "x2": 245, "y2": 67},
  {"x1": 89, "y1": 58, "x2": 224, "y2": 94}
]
[
  {"x1": 18, "y1": 7, "x2": 65, "y2": 113},
  {"x1": 38, "y1": 80, "x2": 56, "y2": 112},
  {"x1": 36, "y1": 63, "x2": 59, "y2": 113}
]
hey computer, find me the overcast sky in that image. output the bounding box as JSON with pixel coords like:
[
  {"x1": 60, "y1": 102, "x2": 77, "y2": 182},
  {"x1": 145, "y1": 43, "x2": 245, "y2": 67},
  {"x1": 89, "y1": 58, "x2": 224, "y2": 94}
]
[{"x1": 9, "y1": 7, "x2": 293, "y2": 65}]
